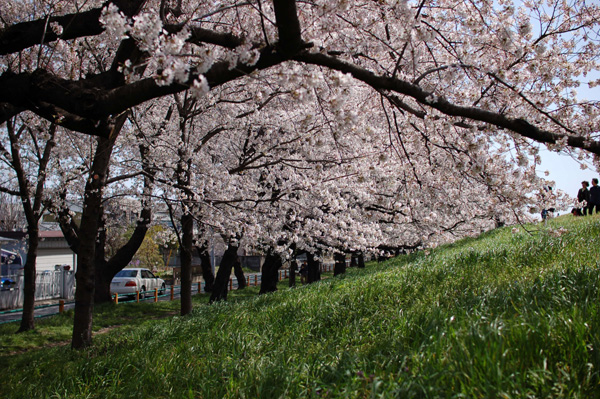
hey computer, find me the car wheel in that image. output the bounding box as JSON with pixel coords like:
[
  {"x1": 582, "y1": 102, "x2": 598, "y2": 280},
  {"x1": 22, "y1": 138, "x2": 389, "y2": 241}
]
[
  {"x1": 139, "y1": 286, "x2": 146, "y2": 299},
  {"x1": 159, "y1": 283, "x2": 165, "y2": 295}
]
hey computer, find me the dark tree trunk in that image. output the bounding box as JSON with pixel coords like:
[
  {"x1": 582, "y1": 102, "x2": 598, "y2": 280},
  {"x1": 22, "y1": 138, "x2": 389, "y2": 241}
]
[
  {"x1": 352, "y1": 252, "x2": 366, "y2": 268},
  {"x1": 180, "y1": 211, "x2": 194, "y2": 316},
  {"x1": 196, "y1": 246, "x2": 215, "y2": 292},
  {"x1": 233, "y1": 256, "x2": 246, "y2": 290},
  {"x1": 289, "y1": 259, "x2": 297, "y2": 288},
  {"x1": 94, "y1": 120, "x2": 155, "y2": 303},
  {"x1": 72, "y1": 193, "x2": 103, "y2": 349},
  {"x1": 8, "y1": 121, "x2": 56, "y2": 333},
  {"x1": 334, "y1": 252, "x2": 346, "y2": 276},
  {"x1": 357, "y1": 253, "x2": 365, "y2": 268},
  {"x1": 259, "y1": 251, "x2": 282, "y2": 294},
  {"x1": 94, "y1": 260, "x2": 113, "y2": 303},
  {"x1": 92, "y1": 206, "x2": 113, "y2": 304},
  {"x1": 94, "y1": 205, "x2": 152, "y2": 303},
  {"x1": 306, "y1": 252, "x2": 321, "y2": 284},
  {"x1": 18, "y1": 227, "x2": 38, "y2": 332},
  {"x1": 60, "y1": 211, "x2": 151, "y2": 305},
  {"x1": 209, "y1": 243, "x2": 239, "y2": 303},
  {"x1": 71, "y1": 123, "x2": 123, "y2": 349},
  {"x1": 58, "y1": 160, "x2": 153, "y2": 305}
]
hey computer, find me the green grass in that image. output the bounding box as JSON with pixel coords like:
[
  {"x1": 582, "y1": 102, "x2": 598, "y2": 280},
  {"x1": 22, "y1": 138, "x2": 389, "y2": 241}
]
[
  {"x1": 2, "y1": 215, "x2": 600, "y2": 398},
  {"x1": 0, "y1": 285, "x2": 269, "y2": 353}
]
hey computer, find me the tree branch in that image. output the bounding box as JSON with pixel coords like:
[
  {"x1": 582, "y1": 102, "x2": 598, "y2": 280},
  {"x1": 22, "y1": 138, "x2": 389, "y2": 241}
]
[
  {"x1": 0, "y1": 0, "x2": 147, "y2": 55},
  {"x1": 272, "y1": 0, "x2": 303, "y2": 57},
  {"x1": 295, "y1": 52, "x2": 600, "y2": 155}
]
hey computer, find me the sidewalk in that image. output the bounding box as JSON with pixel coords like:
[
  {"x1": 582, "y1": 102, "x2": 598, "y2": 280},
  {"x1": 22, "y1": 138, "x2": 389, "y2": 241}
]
[{"x1": 0, "y1": 298, "x2": 71, "y2": 325}]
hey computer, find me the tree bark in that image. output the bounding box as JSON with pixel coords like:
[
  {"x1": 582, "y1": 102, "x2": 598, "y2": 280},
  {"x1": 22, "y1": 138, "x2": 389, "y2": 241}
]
[
  {"x1": 7, "y1": 120, "x2": 56, "y2": 333},
  {"x1": 357, "y1": 253, "x2": 365, "y2": 268},
  {"x1": 71, "y1": 190, "x2": 103, "y2": 348},
  {"x1": 58, "y1": 204, "x2": 153, "y2": 304},
  {"x1": 334, "y1": 252, "x2": 346, "y2": 276},
  {"x1": 93, "y1": 260, "x2": 113, "y2": 304},
  {"x1": 71, "y1": 120, "x2": 123, "y2": 349},
  {"x1": 259, "y1": 251, "x2": 282, "y2": 294},
  {"x1": 179, "y1": 211, "x2": 194, "y2": 316},
  {"x1": 92, "y1": 209, "x2": 111, "y2": 304},
  {"x1": 196, "y1": 246, "x2": 215, "y2": 292},
  {"x1": 289, "y1": 259, "x2": 297, "y2": 288},
  {"x1": 352, "y1": 252, "x2": 366, "y2": 268},
  {"x1": 18, "y1": 227, "x2": 38, "y2": 332},
  {"x1": 306, "y1": 252, "x2": 321, "y2": 284},
  {"x1": 94, "y1": 205, "x2": 153, "y2": 303},
  {"x1": 0, "y1": 0, "x2": 147, "y2": 55},
  {"x1": 209, "y1": 242, "x2": 239, "y2": 303},
  {"x1": 233, "y1": 256, "x2": 246, "y2": 290}
]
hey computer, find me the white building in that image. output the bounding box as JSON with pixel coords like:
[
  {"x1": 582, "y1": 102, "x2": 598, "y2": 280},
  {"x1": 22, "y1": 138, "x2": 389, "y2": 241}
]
[{"x1": 0, "y1": 230, "x2": 76, "y2": 274}]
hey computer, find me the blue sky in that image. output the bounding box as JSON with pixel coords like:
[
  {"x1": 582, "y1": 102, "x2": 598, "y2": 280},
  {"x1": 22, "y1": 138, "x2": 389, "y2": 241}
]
[{"x1": 538, "y1": 149, "x2": 597, "y2": 199}]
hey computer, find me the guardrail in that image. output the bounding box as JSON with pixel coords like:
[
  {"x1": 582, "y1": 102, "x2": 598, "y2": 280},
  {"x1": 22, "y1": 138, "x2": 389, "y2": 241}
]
[{"x1": 0, "y1": 265, "x2": 336, "y2": 324}]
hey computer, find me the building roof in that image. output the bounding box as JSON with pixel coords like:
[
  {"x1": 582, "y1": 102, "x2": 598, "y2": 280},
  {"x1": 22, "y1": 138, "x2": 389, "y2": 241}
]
[{"x1": 40, "y1": 231, "x2": 64, "y2": 238}]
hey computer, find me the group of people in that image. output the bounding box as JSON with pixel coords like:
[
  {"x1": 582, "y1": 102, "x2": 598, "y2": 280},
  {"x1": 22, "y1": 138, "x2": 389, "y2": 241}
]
[{"x1": 574, "y1": 178, "x2": 600, "y2": 216}]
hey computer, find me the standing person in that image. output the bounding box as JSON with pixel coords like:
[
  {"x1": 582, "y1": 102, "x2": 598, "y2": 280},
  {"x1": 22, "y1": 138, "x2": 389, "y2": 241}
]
[
  {"x1": 577, "y1": 181, "x2": 590, "y2": 215},
  {"x1": 540, "y1": 186, "x2": 556, "y2": 222},
  {"x1": 589, "y1": 178, "x2": 600, "y2": 215}
]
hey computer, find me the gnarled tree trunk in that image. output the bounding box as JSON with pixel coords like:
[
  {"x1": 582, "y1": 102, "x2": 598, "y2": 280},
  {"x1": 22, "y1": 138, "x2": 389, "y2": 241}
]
[
  {"x1": 334, "y1": 252, "x2": 346, "y2": 276},
  {"x1": 289, "y1": 259, "x2": 297, "y2": 288},
  {"x1": 233, "y1": 256, "x2": 246, "y2": 290},
  {"x1": 18, "y1": 226, "x2": 38, "y2": 332},
  {"x1": 357, "y1": 253, "x2": 365, "y2": 268},
  {"x1": 196, "y1": 245, "x2": 215, "y2": 292},
  {"x1": 7, "y1": 121, "x2": 56, "y2": 333},
  {"x1": 306, "y1": 252, "x2": 321, "y2": 284},
  {"x1": 179, "y1": 211, "x2": 194, "y2": 315},
  {"x1": 209, "y1": 242, "x2": 239, "y2": 303},
  {"x1": 71, "y1": 119, "x2": 124, "y2": 349},
  {"x1": 58, "y1": 180, "x2": 153, "y2": 305},
  {"x1": 259, "y1": 251, "x2": 282, "y2": 294},
  {"x1": 352, "y1": 252, "x2": 366, "y2": 268}
]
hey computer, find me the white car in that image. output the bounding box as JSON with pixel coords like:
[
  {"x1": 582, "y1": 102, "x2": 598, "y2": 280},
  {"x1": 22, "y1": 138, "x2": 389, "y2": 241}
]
[{"x1": 110, "y1": 268, "x2": 166, "y2": 298}]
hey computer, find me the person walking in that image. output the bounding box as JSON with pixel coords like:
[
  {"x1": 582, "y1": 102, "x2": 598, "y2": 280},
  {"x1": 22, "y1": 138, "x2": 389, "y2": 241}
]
[
  {"x1": 540, "y1": 186, "x2": 556, "y2": 223},
  {"x1": 588, "y1": 178, "x2": 600, "y2": 215},
  {"x1": 577, "y1": 181, "x2": 590, "y2": 215}
]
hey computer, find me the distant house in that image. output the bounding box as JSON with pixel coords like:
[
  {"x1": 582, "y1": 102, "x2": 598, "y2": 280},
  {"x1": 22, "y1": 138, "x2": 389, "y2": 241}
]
[
  {"x1": 37, "y1": 231, "x2": 77, "y2": 272},
  {"x1": 0, "y1": 230, "x2": 77, "y2": 274}
]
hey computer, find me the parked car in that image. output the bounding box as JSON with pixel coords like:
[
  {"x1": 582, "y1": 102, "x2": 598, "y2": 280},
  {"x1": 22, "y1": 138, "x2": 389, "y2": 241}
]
[{"x1": 110, "y1": 268, "x2": 165, "y2": 298}]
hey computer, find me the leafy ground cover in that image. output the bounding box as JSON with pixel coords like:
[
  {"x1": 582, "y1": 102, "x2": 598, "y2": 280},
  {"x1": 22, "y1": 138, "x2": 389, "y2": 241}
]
[{"x1": 3, "y1": 215, "x2": 600, "y2": 398}]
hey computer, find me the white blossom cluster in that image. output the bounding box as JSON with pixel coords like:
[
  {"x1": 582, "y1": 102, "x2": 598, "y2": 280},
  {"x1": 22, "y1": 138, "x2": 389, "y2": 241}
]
[{"x1": 1, "y1": 0, "x2": 598, "y2": 260}]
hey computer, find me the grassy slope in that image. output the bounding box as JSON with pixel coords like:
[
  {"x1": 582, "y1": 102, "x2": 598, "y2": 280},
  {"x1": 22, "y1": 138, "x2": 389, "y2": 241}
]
[{"x1": 3, "y1": 216, "x2": 600, "y2": 398}]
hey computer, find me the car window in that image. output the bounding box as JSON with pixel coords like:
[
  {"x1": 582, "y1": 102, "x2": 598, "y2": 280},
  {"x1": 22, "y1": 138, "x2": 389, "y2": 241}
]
[
  {"x1": 146, "y1": 270, "x2": 156, "y2": 278},
  {"x1": 141, "y1": 270, "x2": 150, "y2": 278},
  {"x1": 115, "y1": 270, "x2": 138, "y2": 278}
]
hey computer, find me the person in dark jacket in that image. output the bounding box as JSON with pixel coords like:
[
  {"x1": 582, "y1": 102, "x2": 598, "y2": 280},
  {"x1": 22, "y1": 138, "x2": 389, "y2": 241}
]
[
  {"x1": 577, "y1": 181, "x2": 590, "y2": 215},
  {"x1": 588, "y1": 178, "x2": 600, "y2": 215}
]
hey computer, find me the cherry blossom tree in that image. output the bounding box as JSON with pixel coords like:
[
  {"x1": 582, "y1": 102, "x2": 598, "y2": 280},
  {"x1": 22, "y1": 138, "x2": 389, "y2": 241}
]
[
  {"x1": 1, "y1": 0, "x2": 598, "y2": 154},
  {"x1": 2, "y1": 0, "x2": 598, "y2": 349},
  {"x1": 0, "y1": 192, "x2": 26, "y2": 230},
  {"x1": 53, "y1": 127, "x2": 158, "y2": 305},
  {"x1": 0, "y1": 113, "x2": 57, "y2": 332}
]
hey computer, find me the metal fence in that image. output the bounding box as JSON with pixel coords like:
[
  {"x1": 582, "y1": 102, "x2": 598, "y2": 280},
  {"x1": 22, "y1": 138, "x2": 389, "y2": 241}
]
[{"x1": 0, "y1": 270, "x2": 75, "y2": 310}]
